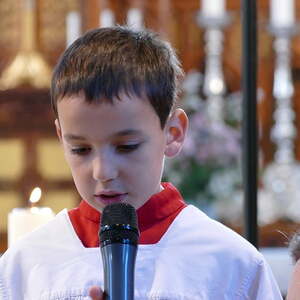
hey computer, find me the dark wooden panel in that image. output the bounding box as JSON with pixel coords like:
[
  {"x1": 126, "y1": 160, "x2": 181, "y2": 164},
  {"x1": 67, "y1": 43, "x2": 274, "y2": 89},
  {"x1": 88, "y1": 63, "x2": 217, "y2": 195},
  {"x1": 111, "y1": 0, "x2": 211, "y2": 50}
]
[{"x1": 0, "y1": 88, "x2": 54, "y2": 136}]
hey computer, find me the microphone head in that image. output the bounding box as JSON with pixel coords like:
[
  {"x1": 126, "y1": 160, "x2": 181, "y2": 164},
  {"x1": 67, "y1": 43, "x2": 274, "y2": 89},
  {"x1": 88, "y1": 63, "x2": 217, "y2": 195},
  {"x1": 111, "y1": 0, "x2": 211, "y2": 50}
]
[{"x1": 100, "y1": 202, "x2": 139, "y2": 246}]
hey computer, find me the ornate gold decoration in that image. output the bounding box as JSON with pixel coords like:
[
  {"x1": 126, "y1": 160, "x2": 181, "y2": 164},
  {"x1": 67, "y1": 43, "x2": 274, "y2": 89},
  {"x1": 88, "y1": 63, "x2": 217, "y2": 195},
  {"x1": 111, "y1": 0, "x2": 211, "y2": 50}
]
[{"x1": 0, "y1": 0, "x2": 51, "y2": 90}]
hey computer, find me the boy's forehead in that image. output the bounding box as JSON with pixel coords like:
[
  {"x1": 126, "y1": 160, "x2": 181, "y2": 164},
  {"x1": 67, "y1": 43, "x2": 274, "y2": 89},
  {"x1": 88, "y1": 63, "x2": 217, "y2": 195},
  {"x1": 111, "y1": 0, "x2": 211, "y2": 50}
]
[
  {"x1": 57, "y1": 92, "x2": 162, "y2": 134},
  {"x1": 57, "y1": 91, "x2": 151, "y2": 110},
  {"x1": 63, "y1": 129, "x2": 144, "y2": 141},
  {"x1": 58, "y1": 92, "x2": 111, "y2": 106}
]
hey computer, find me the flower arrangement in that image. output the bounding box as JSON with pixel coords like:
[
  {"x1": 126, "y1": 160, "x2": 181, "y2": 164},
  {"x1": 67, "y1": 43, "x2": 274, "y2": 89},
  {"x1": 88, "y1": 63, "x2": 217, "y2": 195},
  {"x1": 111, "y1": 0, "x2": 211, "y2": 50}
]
[{"x1": 163, "y1": 71, "x2": 243, "y2": 222}]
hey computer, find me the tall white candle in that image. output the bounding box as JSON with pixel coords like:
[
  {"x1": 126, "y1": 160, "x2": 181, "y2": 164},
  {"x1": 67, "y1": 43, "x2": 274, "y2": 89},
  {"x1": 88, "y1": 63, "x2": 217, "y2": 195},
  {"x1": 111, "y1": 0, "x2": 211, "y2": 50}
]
[
  {"x1": 99, "y1": 9, "x2": 115, "y2": 28},
  {"x1": 66, "y1": 11, "x2": 81, "y2": 47},
  {"x1": 127, "y1": 8, "x2": 144, "y2": 30},
  {"x1": 201, "y1": 0, "x2": 225, "y2": 18},
  {"x1": 8, "y1": 207, "x2": 55, "y2": 246},
  {"x1": 7, "y1": 187, "x2": 55, "y2": 247},
  {"x1": 270, "y1": 0, "x2": 295, "y2": 27}
]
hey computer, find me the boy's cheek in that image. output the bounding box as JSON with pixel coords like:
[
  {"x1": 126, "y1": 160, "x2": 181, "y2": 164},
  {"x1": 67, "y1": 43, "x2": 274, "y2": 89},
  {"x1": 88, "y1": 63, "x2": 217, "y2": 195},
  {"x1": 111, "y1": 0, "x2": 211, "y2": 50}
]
[{"x1": 287, "y1": 260, "x2": 300, "y2": 299}]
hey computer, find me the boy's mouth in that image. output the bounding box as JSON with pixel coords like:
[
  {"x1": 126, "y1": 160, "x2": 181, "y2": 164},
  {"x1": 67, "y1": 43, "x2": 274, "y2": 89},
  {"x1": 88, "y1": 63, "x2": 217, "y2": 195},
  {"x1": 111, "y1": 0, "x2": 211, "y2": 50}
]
[{"x1": 94, "y1": 192, "x2": 128, "y2": 205}]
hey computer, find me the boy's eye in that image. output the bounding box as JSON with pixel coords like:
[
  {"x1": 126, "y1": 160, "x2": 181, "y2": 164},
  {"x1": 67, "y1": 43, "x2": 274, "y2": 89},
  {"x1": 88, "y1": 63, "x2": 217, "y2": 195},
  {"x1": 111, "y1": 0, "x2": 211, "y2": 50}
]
[
  {"x1": 71, "y1": 147, "x2": 91, "y2": 155},
  {"x1": 116, "y1": 144, "x2": 140, "y2": 153}
]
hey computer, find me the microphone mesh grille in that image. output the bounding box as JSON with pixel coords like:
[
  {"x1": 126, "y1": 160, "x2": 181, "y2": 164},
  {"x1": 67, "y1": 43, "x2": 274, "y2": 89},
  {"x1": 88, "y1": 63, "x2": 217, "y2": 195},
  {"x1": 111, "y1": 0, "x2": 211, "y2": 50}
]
[
  {"x1": 101, "y1": 202, "x2": 138, "y2": 228},
  {"x1": 100, "y1": 202, "x2": 139, "y2": 245}
]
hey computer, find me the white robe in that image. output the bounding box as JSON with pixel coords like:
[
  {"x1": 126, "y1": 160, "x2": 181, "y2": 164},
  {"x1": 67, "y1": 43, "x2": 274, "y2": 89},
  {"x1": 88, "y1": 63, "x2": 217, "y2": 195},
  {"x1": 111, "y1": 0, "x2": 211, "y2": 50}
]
[{"x1": 0, "y1": 205, "x2": 282, "y2": 299}]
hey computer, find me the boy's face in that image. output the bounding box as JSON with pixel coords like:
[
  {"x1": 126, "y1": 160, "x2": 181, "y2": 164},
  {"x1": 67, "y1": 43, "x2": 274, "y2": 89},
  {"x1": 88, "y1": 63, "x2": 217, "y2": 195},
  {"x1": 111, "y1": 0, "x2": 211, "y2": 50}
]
[{"x1": 55, "y1": 92, "x2": 187, "y2": 212}]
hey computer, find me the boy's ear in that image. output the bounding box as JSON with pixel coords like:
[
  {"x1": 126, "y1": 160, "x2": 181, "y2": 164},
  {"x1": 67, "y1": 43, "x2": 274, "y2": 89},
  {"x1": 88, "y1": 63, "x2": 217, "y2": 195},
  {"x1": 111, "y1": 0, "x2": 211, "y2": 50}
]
[
  {"x1": 55, "y1": 119, "x2": 62, "y2": 142},
  {"x1": 164, "y1": 108, "x2": 188, "y2": 157}
]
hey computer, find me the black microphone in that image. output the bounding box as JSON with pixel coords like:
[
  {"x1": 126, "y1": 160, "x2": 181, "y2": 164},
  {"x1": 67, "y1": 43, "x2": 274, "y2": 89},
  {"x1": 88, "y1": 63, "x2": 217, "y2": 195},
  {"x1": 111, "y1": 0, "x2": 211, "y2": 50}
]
[{"x1": 100, "y1": 202, "x2": 139, "y2": 300}]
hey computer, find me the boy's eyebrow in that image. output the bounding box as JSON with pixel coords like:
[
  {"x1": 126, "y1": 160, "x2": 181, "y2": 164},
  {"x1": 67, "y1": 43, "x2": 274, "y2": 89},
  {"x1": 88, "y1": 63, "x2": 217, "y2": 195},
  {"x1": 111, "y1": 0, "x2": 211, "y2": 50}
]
[
  {"x1": 63, "y1": 134, "x2": 86, "y2": 141},
  {"x1": 63, "y1": 130, "x2": 143, "y2": 141},
  {"x1": 114, "y1": 129, "x2": 143, "y2": 137}
]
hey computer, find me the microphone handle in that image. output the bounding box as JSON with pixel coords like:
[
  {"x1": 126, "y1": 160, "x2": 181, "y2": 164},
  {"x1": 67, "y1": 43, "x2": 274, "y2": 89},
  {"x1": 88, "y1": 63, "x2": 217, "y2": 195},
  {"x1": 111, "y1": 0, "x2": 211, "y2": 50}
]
[{"x1": 101, "y1": 243, "x2": 137, "y2": 300}]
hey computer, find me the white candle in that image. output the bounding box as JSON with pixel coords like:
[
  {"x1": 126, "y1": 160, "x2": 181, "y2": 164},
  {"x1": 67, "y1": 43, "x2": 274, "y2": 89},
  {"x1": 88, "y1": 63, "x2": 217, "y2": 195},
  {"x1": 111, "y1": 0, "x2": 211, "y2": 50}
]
[
  {"x1": 201, "y1": 0, "x2": 225, "y2": 18},
  {"x1": 8, "y1": 207, "x2": 55, "y2": 246},
  {"x1": 99, "y1": 9, "x2": 115, "y2": 27},
  {"x1": 66, "y1": 11, "x2": 81, "y2": 47},
  {"x1": 7, "y1": 187, "x2": 55, "y2": 247},
  {"x1": 270, "y1": 0, "x2": 295, "y2": 27},
  {"x1": 127, "y1": 8, "x2": 144, "y2": 30}
]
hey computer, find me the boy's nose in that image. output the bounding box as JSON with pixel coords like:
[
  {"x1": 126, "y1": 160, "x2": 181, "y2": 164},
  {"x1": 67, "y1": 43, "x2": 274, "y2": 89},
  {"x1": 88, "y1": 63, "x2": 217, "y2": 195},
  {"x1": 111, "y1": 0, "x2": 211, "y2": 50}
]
[{"x1": 92, "y1": 155, "x2": 117, "y2": 182}]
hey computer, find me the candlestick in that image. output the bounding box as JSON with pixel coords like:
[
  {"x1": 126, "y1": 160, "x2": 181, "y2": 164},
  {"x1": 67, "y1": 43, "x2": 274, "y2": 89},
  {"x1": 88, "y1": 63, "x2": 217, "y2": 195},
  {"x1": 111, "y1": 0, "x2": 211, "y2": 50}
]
[
  {"x1": 7, "y1": 187, "x2": 55, "y2": 247},
  {"x1": 260, "y1": 23, "x2": 300, "y2": 223},
  {"x1": 270, "y1": 0, "x2": 295, "y2": 28},
  {"x1": 201, "y1": 0, "x2": 225, "y2": 19},
  {"x1": 197, "y1": 3, "x2": 231, "y2": 124},
  {"x1": 202, "y1": 28, "x2": 226, "y2": 123}
]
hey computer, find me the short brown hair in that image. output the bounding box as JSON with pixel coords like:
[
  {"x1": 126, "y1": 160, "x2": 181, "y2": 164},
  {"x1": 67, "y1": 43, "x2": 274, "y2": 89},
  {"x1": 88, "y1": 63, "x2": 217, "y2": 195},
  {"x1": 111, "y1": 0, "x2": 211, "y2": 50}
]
[
  {"x1": 51, "y1": 26, "x2": 183, "y2": 128},
  {"x1": 290, "y1": 232, "x2": 300, "y2": 263}
]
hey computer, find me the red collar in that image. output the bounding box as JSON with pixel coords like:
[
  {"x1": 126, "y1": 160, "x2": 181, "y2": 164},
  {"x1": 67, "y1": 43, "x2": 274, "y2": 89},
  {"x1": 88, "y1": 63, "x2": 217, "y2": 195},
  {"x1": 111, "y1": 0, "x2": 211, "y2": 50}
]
[{"x1": 68, "y1": 182, "x2": 186, "y2": 247}]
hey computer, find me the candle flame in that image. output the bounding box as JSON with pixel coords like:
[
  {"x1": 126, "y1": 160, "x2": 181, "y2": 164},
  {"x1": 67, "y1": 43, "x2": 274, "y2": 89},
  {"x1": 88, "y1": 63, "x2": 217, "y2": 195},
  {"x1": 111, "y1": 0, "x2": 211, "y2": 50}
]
[{"x1": 29, "y1": 187, "x2": 42, "y2": 204}]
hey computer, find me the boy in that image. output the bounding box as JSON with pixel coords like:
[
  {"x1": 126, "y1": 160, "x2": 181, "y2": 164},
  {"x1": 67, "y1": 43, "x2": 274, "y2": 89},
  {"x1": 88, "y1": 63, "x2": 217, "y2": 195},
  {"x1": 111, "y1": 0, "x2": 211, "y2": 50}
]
[{"x1": 0, "y1": 26, "x2": 282, "y2": 299}]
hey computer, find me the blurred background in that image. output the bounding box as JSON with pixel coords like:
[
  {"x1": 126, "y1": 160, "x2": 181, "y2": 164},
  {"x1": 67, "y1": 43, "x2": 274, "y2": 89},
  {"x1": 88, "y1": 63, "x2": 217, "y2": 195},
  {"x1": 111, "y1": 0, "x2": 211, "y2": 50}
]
[{"x1": 0, "y1": 0, "x2": 300, "y2": 296}]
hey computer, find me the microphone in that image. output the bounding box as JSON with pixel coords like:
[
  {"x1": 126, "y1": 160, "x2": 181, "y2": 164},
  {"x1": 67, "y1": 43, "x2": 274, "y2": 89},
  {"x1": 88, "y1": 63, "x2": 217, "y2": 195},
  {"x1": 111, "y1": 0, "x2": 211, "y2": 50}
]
[{"x1": 100, "y1": 202, "x2": 139, "y2": 300}]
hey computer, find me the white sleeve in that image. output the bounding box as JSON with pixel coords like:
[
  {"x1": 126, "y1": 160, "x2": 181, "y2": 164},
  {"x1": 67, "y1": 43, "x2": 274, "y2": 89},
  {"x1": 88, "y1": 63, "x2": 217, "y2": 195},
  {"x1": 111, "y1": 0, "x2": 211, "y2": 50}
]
[
  {"x1": 245, "y1": 255, "x2": 283, "y2": 300},
  {"x1": 0, "y1": 250, "x2": 24, "y2": 300},
  {"x1": 0, "y1": 254, "x2": 9, "y2": 300}
]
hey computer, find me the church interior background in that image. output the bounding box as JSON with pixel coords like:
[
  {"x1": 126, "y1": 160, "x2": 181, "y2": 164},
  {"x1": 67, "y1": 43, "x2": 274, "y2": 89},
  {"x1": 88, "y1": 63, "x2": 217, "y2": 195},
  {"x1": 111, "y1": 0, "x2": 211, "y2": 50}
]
[{"x1": 0, "y1": 0, "x2": 300, "y2": 296}]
